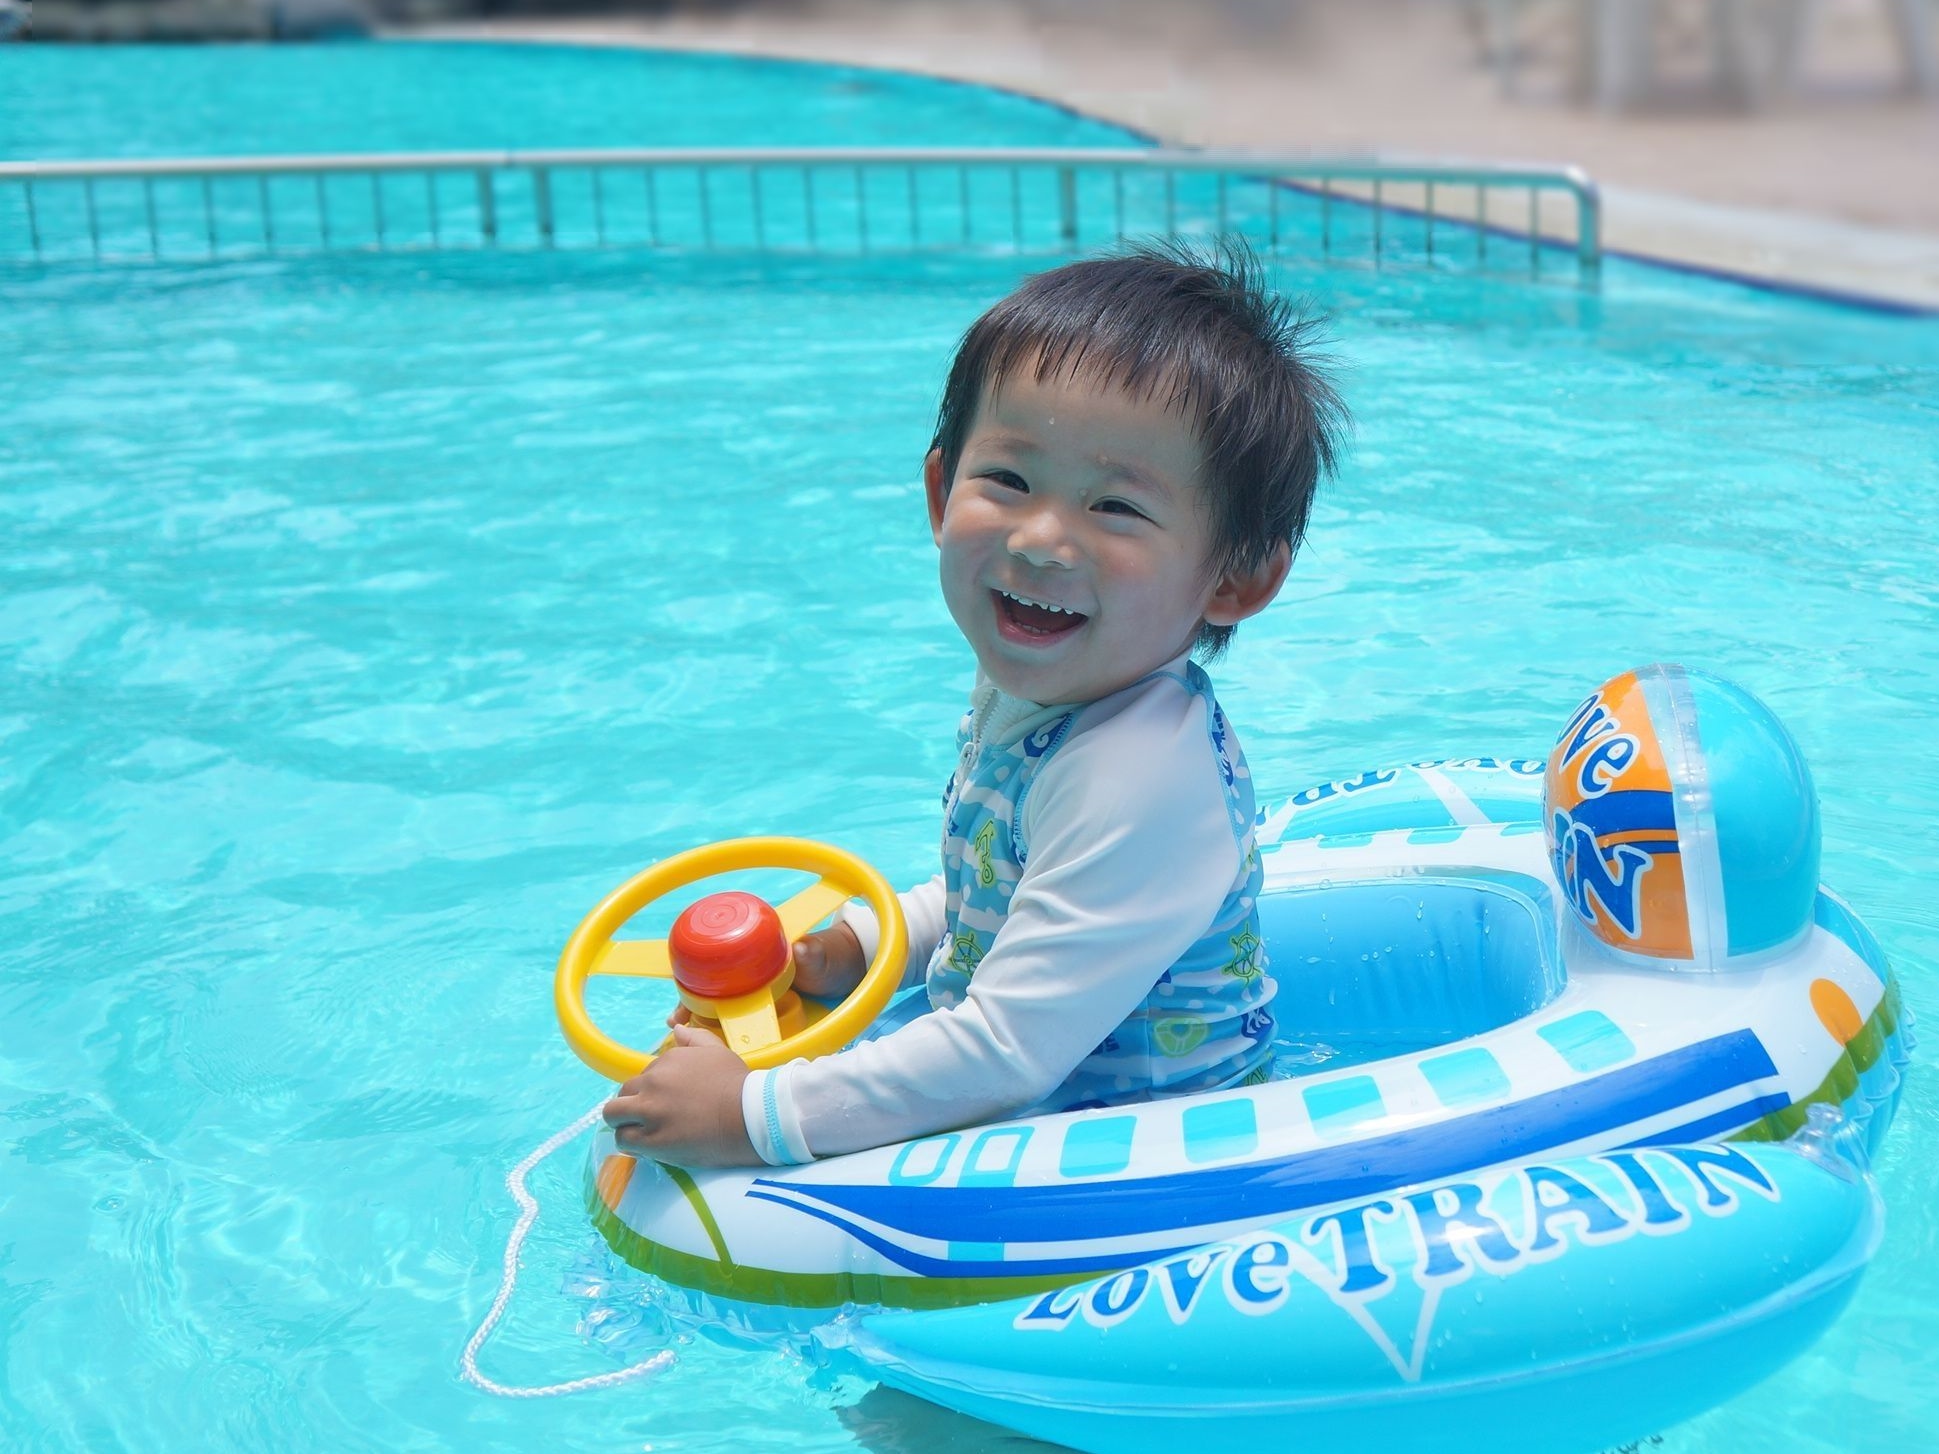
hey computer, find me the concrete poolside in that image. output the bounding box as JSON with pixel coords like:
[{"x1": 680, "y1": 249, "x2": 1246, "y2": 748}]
[{"x1": 397, "y1": 0, "x2": 1939, "y2": 311}]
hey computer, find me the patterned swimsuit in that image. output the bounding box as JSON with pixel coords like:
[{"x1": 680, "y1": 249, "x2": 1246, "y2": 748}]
[{"x1": 922, "y1": 661, "x2": 1276, "y2": 1109}]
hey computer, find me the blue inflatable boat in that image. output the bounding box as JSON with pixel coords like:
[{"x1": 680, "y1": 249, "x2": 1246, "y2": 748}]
[{"x1": 568, "y1": 666, "x2": 1910, "y2": 1451}]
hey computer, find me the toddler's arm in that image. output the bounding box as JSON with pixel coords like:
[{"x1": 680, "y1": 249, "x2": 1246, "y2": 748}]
[{"x1": 747, "y1": 686, "x2": 1247, "y2": 1162}]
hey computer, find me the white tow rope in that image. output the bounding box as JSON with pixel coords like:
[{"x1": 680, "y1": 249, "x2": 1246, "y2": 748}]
[{"x1": 460, "y1": 1103, "x2": 677, "y2": 1398}]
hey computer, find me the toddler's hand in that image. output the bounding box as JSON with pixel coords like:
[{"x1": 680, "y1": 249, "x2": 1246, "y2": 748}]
[
  {"x1": 602, "y1": 1024, "x2": 756, "y2": 1167},
  {"x1": 659, "y1": 921, "x2": 866, "y2": 1029},
  {"x1": 791, "y1": 920, "x2": 867, "y2": 1001}
]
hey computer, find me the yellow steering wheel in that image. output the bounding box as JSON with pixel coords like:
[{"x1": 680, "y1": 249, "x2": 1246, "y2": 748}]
[{"x1": 554, "y1": 836, "x2": 908, "y2": 1083}]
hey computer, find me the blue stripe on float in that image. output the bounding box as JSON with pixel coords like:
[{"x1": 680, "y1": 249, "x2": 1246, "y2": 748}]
[
  {"x1": 752, "y1": 1029, "x2": 1780, "y2": 1251},
  {"x1": 745, "y1": 1186, "x2": 1166, "y2": 1281},
  {"x1": 1618, "y1": 1093, "x2": 1795, "y2": 1149}
]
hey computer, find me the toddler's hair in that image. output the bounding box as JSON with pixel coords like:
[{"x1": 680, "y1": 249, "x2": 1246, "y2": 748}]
[{"x1": 931, "y1": 240, "x2": 1346, "y2": 657}]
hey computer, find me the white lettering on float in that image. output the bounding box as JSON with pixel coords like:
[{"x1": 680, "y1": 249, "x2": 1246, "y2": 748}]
[
  {"x1": 1012, "y1": 1146, "x2": 1779, "y2": 1380},
  {"x1": 1406, "y1": 757, "x2": 1545, "y2": 776},
  {"x1": 1289, "y1": 768, "x2": 1399, "y2": 808},
  {"x1": 1551, "y1": 687, "x2": 1655, "y2": 940}
]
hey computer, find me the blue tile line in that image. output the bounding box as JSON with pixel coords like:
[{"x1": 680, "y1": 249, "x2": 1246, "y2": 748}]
[
  {"x1": 1181, "y1": 1099, "x2": 1259, "y2": 1164},
  {"x1": 1058, "y1": 1116, "x2": 1137, "y2": 1178},
  {"x1": 957, "y1": 1126, "x2": 1031, "y2": 1187},
  {"x1": 1301, "y1": 1075, "x2": 1387, "y2": 1139},
  {"x1": 1538, "y1": 1010, "x2": 1637, "y2": 1073},
  {"x1": 1418, "y1": 1047, "x2": 1511, "y2": 1107},
  {"x1": 947, "y1": 1240, "x2": 1007, "y2": 1262}
]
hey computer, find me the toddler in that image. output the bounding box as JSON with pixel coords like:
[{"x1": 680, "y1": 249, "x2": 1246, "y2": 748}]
[{"x1": 605, "y1": 242, "x2": 1345, "y2": 1166}]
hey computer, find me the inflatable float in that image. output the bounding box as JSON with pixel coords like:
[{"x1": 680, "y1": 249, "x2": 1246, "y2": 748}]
[{"x1": 552, "y1": 664, "x2": 1910, "y2": 1451}]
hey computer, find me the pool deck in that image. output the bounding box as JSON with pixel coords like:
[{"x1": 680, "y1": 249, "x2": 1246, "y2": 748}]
[{"x1": 396, "y1": 0, "x2": 1939, "y2": 312}]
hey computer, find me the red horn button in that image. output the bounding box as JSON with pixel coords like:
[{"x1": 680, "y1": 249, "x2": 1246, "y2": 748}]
[{"x1": 668, "y1": 891, "x2": 790, "y2": 1000}]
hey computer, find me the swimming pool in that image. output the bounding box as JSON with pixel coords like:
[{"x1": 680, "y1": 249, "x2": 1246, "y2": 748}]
[{"x1": 2, "y1": 40, "x2": 1935, "y2": 1454}]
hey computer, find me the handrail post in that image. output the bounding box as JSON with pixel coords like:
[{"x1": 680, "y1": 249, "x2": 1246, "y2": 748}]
[
  {"x1": 1570, "y1": 170, "x2": 1602, "y2": 271},
  {"x1": 534, "y1": 166, "x2": 555, "y2": 248},
  {"x1": 477, "y1": 168, "x2": 497, "y2": 246},
  {"x1": 1057, "y1": 164, "x2": 1077, "y2": 251}
]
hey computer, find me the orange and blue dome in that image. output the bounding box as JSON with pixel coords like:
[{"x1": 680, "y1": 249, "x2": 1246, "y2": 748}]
[{"x1": 1544, "y1": 665, "x2": 1820, "y2": 967}]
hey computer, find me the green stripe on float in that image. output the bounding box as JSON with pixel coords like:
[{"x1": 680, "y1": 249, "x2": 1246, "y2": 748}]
[
  {"x1": 585, "y1": 1171, "x2": 1080, "y2": 1311},
  {"x1": 1732, "y1": 981, "x2": 1902, "y2": 1144},
  {"x1": 662, "y1": 1163, "x2": 732, "y2": 1265}
]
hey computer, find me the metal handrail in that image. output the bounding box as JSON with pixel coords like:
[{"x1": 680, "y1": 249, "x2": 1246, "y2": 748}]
[{"x1": 0, "y1": 146, "x2": 1600, "y2": 271}]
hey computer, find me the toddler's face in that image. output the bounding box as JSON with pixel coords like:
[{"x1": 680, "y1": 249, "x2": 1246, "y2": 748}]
[{"x1": 926, "y1": 366, "x2": 1243, "y2": 706}]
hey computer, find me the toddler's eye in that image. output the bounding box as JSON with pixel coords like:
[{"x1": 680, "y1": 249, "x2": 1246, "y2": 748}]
[
  {"x1": 1095, "y1": 498, "x2": 1150, "y2": 521},
  {"x1": 980, "y1": 469, "x2": 1029, "y2": 492}
]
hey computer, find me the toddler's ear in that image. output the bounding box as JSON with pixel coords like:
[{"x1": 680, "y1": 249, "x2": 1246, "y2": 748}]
[
  {"x1": 1204, "y1": 542, "x2": 1292, "y2": 627},
  {"x1": 923, "y1": 448, "x2": 949, "y2": 546}
]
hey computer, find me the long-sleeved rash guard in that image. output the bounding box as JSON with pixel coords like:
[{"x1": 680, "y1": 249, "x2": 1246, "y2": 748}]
[{"x1": 740, "y1": 652, "x2": 1275, "y2": 1163}]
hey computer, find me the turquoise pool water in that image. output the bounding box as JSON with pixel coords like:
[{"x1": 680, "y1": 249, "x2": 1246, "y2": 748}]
[{"x1": 3, "y1": 41, "x2": 1937, "y2": 1453}]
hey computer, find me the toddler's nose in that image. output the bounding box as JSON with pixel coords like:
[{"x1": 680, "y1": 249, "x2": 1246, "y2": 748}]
[{"x1": 1008, "y1": 507, "x2": 1076, "y2": 569}]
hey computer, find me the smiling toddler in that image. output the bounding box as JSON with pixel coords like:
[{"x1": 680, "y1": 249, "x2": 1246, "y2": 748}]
[{"x1": 605, "y1": 242, "x2": 1346, "y2": 1165}]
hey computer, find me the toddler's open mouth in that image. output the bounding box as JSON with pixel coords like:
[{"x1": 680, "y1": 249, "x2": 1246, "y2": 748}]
[{"x1": 993, "y1": 588, "x2": 1089, "y2": 642}]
